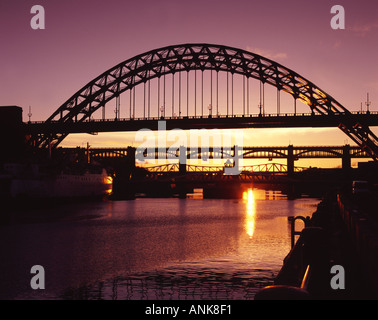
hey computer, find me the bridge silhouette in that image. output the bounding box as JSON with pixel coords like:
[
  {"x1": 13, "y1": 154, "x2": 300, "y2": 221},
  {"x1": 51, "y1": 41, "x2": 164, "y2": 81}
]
[
  {"x1": 25, "y1": 111, "x2": 378, "y2": 133},
  {"x1": 25, "y1": 43, "x2": 378, "y2": 163},
  {"x1": 55, "y1": 144, "x2": 371, "y2": 178},
  {"x1": 88, "y1": 144, "x2": 370, "y2": 161}
]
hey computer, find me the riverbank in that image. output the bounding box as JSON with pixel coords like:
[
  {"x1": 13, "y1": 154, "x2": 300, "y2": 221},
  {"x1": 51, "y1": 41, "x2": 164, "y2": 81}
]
[{"x1": 256, "y1": 189, "x2": 378, "y2": 299}]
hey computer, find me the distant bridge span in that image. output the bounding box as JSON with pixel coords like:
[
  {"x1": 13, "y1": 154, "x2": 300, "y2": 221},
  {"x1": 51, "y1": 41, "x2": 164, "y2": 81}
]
[
  {"x1": 57, "y1": 144, "x2": 370, "y2": 174},
  {"x1": 86, "y1": 145, "x2": 370, "y2": 160},
  {"x1": 26, "y1": 43, "x2": 378, "y2": 161}
]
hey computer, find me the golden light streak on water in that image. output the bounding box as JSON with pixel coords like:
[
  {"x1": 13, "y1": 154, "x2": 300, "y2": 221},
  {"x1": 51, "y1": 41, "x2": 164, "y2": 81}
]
[
  {"x1": 104, "y1": 176, "x2": 113, "y2": 195},
  {"x1": 243, "y1": 188, "x2": 256, "y2": 239}
]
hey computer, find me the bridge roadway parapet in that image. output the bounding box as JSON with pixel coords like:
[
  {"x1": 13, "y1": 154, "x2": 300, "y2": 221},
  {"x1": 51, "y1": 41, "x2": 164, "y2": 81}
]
[{"x1": 24, "y1": 111, "x2": 378, "y2": 135}]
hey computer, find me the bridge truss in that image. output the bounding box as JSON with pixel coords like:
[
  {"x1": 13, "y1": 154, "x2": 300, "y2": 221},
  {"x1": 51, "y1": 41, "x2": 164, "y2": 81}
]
[
  {"x1": 143, "y1": 162, "x2": 306, "y2": 174},
  {"x1": 27, "y1": 43, "x2": 378, "y2": 161},
  {"x1": 87, "y1": 145, "x2": 371, "y2": 160}
]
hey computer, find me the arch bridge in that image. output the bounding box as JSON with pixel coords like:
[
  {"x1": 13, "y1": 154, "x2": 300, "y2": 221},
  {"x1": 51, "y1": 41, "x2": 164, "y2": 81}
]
[
  {"x1": 62, "y1": 144, "x2": 371, "y2": 175},
  {"x1": 25, "y1": 43, "x2": 378, "y2": 161}
]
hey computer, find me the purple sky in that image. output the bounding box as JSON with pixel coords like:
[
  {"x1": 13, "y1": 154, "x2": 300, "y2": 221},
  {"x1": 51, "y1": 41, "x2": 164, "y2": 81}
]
[{"x1": 1, "y1": 0, "x2": 378, "y2": 162}]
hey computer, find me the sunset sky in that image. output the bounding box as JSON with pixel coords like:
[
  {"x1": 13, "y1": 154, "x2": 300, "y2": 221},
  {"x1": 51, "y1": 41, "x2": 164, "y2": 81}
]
[{"x1": 1, "y1": 0, "x2": 378, "y2": 166}]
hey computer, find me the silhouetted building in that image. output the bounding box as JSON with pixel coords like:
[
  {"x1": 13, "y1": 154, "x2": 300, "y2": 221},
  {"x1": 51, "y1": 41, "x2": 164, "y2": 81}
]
[{"x1": 0, "y1": 106, "x2": 24, "y2": 163}]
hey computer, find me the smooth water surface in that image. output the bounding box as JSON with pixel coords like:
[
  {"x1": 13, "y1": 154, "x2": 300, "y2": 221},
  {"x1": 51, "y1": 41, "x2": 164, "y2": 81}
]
[{"x1": 0, "y1": 189, "x2": 320, "y2": 300}]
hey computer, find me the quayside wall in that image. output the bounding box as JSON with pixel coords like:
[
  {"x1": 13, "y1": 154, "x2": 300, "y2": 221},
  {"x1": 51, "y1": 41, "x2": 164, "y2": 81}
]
[{"x1": 256, "y1": 191, "x2": 378, "y2": 299}]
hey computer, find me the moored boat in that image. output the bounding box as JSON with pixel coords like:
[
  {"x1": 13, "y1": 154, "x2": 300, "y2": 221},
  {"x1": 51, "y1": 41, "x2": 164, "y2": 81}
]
[{"x1": 3, "y1": 163, "x2": 112, "y2": 199}]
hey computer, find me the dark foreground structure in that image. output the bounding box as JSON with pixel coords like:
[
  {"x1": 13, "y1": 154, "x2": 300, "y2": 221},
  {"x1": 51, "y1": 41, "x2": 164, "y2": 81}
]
[{"x1": 255, "y1": 188, "x2": 378, "y2": 300}]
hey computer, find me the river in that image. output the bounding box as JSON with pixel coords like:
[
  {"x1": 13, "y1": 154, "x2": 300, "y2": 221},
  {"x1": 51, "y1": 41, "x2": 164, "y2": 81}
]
[{"x1": 0, "y1": 188, "x2": 320, "y2": 300}]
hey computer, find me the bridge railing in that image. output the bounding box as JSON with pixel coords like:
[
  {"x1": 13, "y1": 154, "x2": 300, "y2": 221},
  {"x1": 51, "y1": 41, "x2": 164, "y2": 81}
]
[
  {"x1": 142, "y1": 162, "x2": 307, "y2": 174},
  {"x1": 26, "y1": 110, "x2": 378, "y2": 125}
]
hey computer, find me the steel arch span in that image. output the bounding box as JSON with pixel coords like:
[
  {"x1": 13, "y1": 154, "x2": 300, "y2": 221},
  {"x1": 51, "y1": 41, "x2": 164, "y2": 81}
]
[{"x1": 29, "y1": 43, "x2": 378, "y2": 160}]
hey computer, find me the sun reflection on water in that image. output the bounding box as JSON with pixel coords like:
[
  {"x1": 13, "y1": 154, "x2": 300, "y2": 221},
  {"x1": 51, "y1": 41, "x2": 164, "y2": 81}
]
[
  {"x1": 243, "y1": 188, "x2": 256, "y2": 239},
  {"x1": 104, "y1": 176, "x2": 113, "y2": 195}
]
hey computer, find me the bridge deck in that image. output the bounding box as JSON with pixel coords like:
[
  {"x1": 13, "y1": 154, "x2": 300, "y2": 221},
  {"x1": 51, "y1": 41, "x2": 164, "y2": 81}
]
[
  {"x1": 84, "y1": 145, "x2": 371, "y2": 159},
  {"x1": 24, "y1": 112, "x2": 378, "y2": 135}
]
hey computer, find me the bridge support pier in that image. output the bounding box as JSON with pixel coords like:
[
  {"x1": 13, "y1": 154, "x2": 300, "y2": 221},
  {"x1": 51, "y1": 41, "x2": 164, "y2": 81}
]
[
  {"x1": 287, "y1": 145, "x2": 295, "y2": 177},
  {"x1": 111, "y1": 146, "x2": 136, "y2": 200},
  {"x1": 342, "y1": 144, "x2": 351, "y2": 172},
  {"x1": 127, "y1": 146, "x2": 136, "y2": 172},
  {"x1": 178, "y1": 146, "x2": 187, "y2": 198},
  {"x1": 179, "y1": 146, "x2": 187, "y2": 175}
]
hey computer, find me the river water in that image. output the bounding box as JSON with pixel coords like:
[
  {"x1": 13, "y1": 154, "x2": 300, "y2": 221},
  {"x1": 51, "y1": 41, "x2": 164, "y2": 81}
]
[{"x1": 0, "y1": 188, "x2": 320, "y2": 300}]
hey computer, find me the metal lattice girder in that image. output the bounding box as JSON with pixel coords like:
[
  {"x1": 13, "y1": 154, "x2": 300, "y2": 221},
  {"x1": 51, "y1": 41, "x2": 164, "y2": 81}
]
[
  {"x1": 29, "y1": 43, "x2": 378, "y2": 161},
  {"x1": 144, "y1": 162, "x2": 306, "y2": 174},
  {"x1": 31, "y1": 44, "x2": 350, "y2": 147},
  {"x1": 339, "y1": 122, "x2": 378, "y2": 161}
]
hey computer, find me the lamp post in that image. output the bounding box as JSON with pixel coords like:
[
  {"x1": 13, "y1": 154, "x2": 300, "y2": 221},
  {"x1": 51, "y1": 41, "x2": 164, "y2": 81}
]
[
  {"x1": 160, "y1": 106, "x2": 165, "y2": 118},
  {"x1": 208, "y1": 104, "x2": 212, "y2": 117},
  {"x1": 28, "y1": 106, "x2": 32, "y2": 123}
]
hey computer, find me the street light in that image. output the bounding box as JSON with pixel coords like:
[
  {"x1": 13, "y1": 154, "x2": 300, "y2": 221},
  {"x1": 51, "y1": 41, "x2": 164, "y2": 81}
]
[
  {"x1": 160, "y1": 106, "x2": 165, "y2": 118},
  {"x1": 28, "y1": 106, "x2": 32, "y2": 123}
]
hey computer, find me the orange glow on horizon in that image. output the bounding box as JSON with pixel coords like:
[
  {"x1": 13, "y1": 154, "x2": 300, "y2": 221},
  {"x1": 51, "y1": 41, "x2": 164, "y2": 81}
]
[{"x1": 59, "y1": 125, "x2": 376, "y2": 169}]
